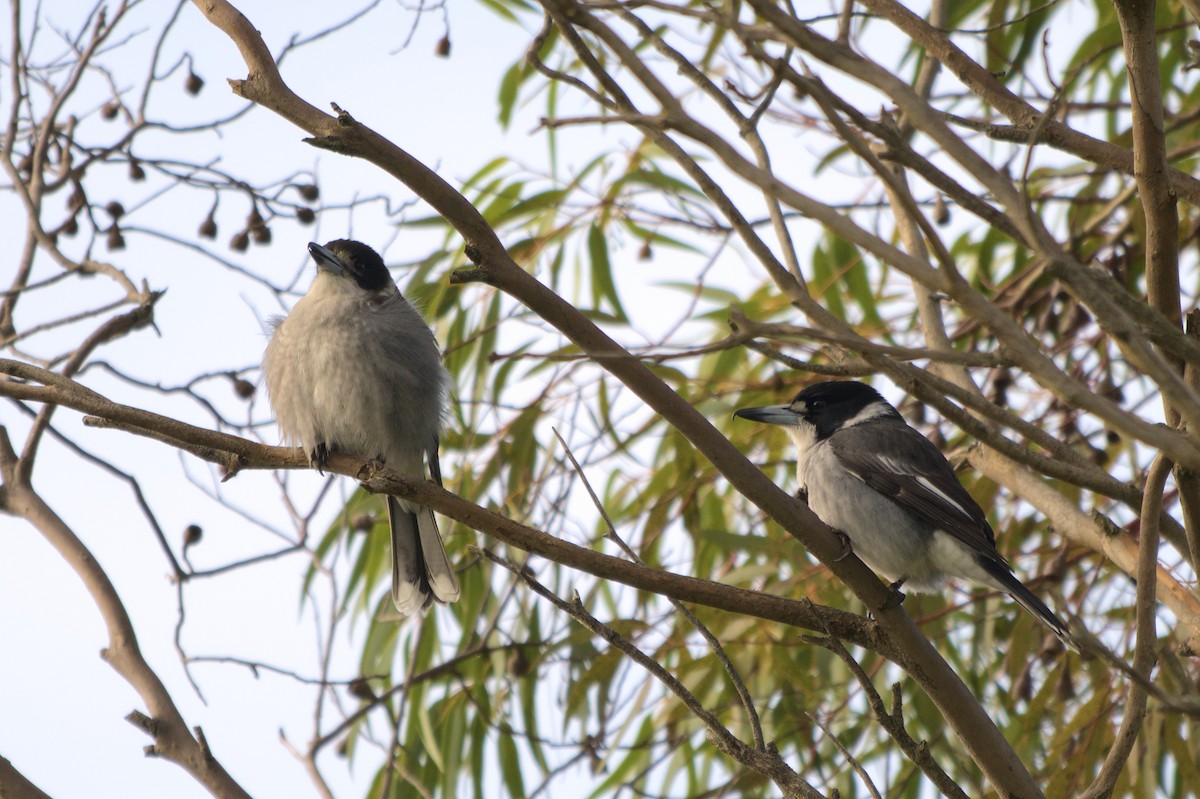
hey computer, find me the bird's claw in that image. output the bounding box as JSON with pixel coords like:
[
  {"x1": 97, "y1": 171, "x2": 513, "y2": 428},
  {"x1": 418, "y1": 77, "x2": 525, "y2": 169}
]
[
  {"x1": 311, "y1": 442, "x2": 329, "y2": 475},
  {"x1": 881, "y1": 578, "x2": 907, "y2": 609},
  {"x1": 831, "y1": 530, "x2": 854, "y2": 562}
]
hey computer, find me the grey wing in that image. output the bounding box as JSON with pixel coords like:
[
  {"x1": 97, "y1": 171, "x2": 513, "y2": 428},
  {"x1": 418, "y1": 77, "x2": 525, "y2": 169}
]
[
  {"x1": 828, "y1": 422, "x2": 1001, "y2": 558},
  {"x1": 427, "y1": 435, "x2": 443, "y2": 487}
]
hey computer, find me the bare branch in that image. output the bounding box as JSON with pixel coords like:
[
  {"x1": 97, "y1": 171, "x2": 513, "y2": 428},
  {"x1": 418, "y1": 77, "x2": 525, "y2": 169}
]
[
  {"x1": 552, "y1": 427, "x2": 765, "y2": 751},
  {"x1": 969, "y1": 446, "x2": 1200, "y2": 654},
  {"x1": 857, "y1": 0, "x2": 1200, "y2": 205},
  {"x1": 1113, "y1": 0, "x2": 1184, "y2": 430},
  {"x1": 1078, "y1": 453, "x2": 1168, "y2": 798},
  {"x1": 0, "y1": 426, "x2": 251, "y2": 799},
  {"x1": 0, "y1": 754, "x2": 54, "y2": 799},
  {"x1": 480, "y1": 549, "x2": 826, "y2": 799}
]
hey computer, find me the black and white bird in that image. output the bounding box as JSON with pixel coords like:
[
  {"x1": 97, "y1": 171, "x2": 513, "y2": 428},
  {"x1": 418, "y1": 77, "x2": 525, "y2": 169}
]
[
  {"x1": 262, "y1": 239, "x2": 460, "y2": 614},
  {"x1": 735, "y1": 380, "x2": 1073, "y2": 647}
]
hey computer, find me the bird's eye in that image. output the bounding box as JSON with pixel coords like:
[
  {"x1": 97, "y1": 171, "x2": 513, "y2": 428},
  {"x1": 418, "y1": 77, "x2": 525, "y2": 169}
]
[{"x1": 809, "y1": 400, "x2": 825, "y2": 411}]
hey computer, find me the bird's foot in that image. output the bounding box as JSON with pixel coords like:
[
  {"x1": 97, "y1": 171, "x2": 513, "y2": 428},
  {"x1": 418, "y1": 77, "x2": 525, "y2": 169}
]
[
  {"x1": 881, "y1": 578, "x2": 907, "y2": 609},
  {"x1": 311, "y1": 442, "x2": 329, "y2": 475},
  {"x1": 831, "y1": 531, "x2": 854, "y2": 562}
]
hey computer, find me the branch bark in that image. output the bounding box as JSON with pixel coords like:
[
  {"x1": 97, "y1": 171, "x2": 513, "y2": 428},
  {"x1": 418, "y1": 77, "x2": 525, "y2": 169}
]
[
  {"x1": 0, "y1": 363, "x2": 875, "y2": 647},
  {"x1": 1113, "y1": 0, "x2": 1183, "y2": 376},
  {"x1": 1078, "y1": 453, "x2": 1167, "y2": 798},
  {"x1": 859, "y1": 0, "x2": 1200, "y2": 206},
  {"x1": 0, "y1": 426, "x2": 252, "y2": 799},
  {"x1": 969, "y1": 446, "x2": 1200, "y2": 655},
  {"x1": 0, "y1": 754, "x2": 54, "y2": 799}
]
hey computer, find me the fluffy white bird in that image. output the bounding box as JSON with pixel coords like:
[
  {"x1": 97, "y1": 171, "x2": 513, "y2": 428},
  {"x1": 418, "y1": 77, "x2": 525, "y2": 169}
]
[{"x1": 263, "y1": 239, "x2": 459, "y2": 614}]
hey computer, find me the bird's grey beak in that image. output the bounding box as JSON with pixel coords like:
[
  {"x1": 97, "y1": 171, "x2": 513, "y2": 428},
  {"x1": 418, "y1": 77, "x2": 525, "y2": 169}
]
[
  {"x1": 734, "y1": 405, "x2": 799, "y2": 425},
  {"x1": 308, "y1": 242, "x2": 345, "y2": 276}
]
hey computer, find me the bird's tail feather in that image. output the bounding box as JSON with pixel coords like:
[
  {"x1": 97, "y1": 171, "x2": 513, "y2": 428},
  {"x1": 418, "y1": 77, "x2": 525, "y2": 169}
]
[
  {"x1": 387, "y1": 497, "x2": 429, "y2": 615},
  {"x1": 416, "y1": 503, "x2": 460, "y2": 604},
  {"x1": 980, "y1": 559, "x2": 1076, "y2": 651},
  {"x1": 387, "y1": 496, "x2": 460, "y2": 615}
]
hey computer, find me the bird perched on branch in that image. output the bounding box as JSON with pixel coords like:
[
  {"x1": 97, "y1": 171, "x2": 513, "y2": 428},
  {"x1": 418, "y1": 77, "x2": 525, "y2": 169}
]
[
  {"x1": 263, "y1": 239, "x2": 459, "y2": 614},
  {"x1": 735, "y1": 380, "x2": 1074, "y2": 649}
]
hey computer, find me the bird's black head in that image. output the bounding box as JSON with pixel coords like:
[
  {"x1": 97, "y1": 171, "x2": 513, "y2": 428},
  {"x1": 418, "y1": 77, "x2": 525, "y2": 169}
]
[
  {"x1": 789, "y1": 381, "x2": 900, "y2": 439},
  {"x1": 735, "y1": 380, "x2": 900, "y2": 441},
  {"x1": 308, "y1": 239, "x2": 392, "y2": 292}
]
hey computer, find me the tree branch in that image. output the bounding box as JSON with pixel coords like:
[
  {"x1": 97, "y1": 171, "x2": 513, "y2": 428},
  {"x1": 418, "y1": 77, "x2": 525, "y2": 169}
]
[
  {"x1": 480, "y1": 550, "x2": 825, "y2": 799},
  {"x1": 1110, "y1": 8, "x2": 1192, "y2": 649},
  {"x1": 1078, "y1": 453, "x2": 1167, "y2": 798},
  {"x1": 0, "y1": 426, "x2": 251, "y2": 799},
  {"x1": 968, "y1": 446, "x2": 1200, "y2": 655},
  {"x1": 0, "y1": 363, "x2": 875, "y2": 645},
  {"x1": 0, "y1": 754, "x2": 54, "y2": 799},
  {"x1": 858, "y1": 0, "x2": 1200, "y2": 206}
]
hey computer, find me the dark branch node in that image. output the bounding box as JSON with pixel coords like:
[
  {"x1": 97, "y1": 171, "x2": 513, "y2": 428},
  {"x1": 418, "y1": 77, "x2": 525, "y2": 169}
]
[
  {"x1": 125, "y1": 709, "x2": 158, "y2": 737},
  {"x1": 302, "y1": 135, "x2": 353, "y2": 155},
  {"x1": 329, "y1": 102, "x2": 356, "y2": 125},
  {"x1": 449, "y1": 266, "x2": 491, "y2": 285}
]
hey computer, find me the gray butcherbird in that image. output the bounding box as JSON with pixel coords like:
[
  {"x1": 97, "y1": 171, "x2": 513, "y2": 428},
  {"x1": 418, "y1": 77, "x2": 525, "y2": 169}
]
[
  {"x1": 262, "y1": 239, "x2": 460, "y2": 614},
  {"x1": 736, "y1": 380, "x2": 1074, "y2": 648}
]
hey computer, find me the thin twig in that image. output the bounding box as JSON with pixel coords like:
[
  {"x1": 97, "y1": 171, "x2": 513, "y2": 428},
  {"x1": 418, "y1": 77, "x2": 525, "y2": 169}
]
[
  {"x1": 1078, "y1": 453, "x2": 1168, "y2": 799},
  {"x1": 478, "y1": 548, "x2": 825, "y2": 799},
  {"x1": 802, "y1": 630, "x2": 970, "y2": 799},
  {"x1": 552, "y1": 427, "x2": 766, "y2": 751}
]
